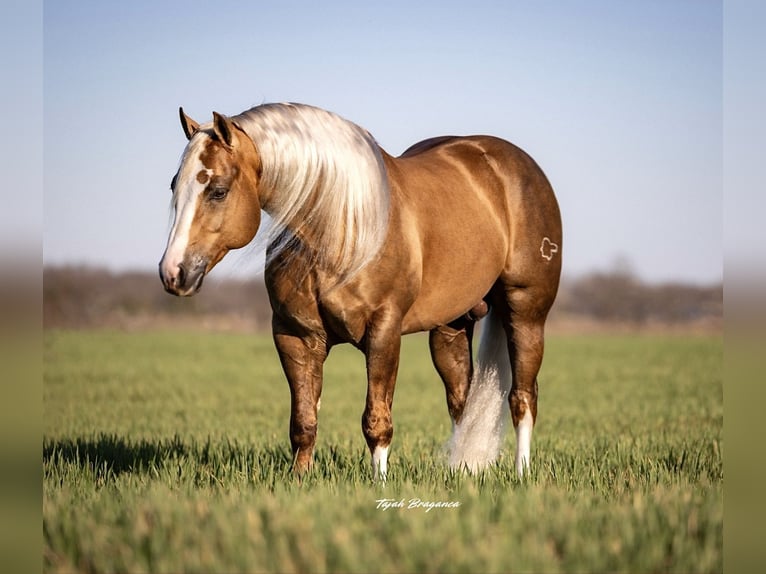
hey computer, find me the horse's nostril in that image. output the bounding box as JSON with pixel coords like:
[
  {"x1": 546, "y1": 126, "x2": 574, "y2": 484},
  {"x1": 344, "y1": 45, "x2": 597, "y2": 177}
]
[{"x1": 177, "y1": 263, "x2": 187, "y2": 287}]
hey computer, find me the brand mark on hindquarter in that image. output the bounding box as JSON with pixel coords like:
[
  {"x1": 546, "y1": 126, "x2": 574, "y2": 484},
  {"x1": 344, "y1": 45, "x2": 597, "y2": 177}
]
[{"x1": 540, "y1": 237, "x2": 558, "y2": 261}]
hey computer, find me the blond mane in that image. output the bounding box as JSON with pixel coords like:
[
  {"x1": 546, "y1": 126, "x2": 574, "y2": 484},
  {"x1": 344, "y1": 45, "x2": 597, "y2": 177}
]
[{"x1": 233, "y1": 103, "x2": 390, "y2": 281}]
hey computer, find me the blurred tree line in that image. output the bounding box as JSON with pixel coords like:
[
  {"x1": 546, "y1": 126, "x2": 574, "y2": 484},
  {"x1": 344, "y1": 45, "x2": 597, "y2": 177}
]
[
  {"x1": 556, "y1": 266, "x2": 722, "y2": 324},
  {"x1": 43, "y1": 266, "x2": 272, "y2": 331},
  {"x1": 43, "y1": 265, "x2": 721, "y2": 332}
]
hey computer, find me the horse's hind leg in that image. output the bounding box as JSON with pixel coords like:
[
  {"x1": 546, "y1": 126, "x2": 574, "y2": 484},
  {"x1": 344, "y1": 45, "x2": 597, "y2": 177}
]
[
  {"x1": 429, "y1": 318, "x2": 476, "y2": 424},
  {"x1": 507, "y1": 315, "x2": 544, "y2": 476},
  {"x1": 500, "y1": 287, "x2": 552, "y2": 476}
]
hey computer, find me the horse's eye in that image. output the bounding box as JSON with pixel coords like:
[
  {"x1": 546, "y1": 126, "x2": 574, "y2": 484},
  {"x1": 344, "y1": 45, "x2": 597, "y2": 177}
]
[{"x1": 210, "y1": 187, "x2": 228, "y2": 201}]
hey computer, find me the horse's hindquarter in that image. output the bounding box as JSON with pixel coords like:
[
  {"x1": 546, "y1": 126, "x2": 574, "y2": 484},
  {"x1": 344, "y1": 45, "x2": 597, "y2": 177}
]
[{"x1": 391, "y1": 136, "x2": 562, "y2": 332}]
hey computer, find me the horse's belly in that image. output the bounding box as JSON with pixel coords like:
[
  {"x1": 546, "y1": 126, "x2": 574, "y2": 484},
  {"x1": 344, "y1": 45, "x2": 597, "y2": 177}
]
[{"x1": 400, "y1": 248, "x2": 504, "y2": 334}]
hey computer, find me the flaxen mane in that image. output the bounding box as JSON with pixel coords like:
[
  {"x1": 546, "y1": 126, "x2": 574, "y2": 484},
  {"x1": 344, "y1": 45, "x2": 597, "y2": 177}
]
[{"x1": 233, "y1": 103, "x2": 390, "y2": 280}]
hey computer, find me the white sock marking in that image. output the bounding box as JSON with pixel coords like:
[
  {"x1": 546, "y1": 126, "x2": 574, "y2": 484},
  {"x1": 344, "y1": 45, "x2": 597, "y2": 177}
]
[
  {"x1": 515, "y1": 409, "x2": 534, "y2": 477},
  {"x1": 372, "y1": 445, "x2": 388, "y2": 481}
]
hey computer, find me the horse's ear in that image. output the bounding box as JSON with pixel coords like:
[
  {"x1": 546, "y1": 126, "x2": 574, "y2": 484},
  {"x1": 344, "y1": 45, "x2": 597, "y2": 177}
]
[
  {"x1": 179, "y1": 107, "x2": 200, "y2": 140},
  {"x1": 212, "y1": 111, "x2": 235, "y2": 149}
]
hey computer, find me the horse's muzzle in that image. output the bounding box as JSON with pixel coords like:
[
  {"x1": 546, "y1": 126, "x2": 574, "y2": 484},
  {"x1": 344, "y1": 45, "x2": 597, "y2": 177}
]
[{"x1": 159, "y1": 260, "x2": 206, "y2": 296}]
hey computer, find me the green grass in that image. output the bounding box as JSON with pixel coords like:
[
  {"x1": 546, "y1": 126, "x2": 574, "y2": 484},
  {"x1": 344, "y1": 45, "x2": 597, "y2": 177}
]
[{"x1": 43, "y1": 330, "x2": 723, "y2": 573}]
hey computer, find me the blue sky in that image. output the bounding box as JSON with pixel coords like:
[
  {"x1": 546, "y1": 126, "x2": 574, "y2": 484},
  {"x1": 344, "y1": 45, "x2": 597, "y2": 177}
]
[{"x1": 42, "y1": 0, "x2": 723, "y2": 284}]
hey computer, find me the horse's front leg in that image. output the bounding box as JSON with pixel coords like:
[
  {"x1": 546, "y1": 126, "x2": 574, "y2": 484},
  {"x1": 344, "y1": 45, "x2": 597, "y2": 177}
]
[
  {"x1": 273, "y1": 328, "x2": 328, "y2": 475},
  {"x1": 362, "y1": 308, "x2": 402, "y2": 481}
]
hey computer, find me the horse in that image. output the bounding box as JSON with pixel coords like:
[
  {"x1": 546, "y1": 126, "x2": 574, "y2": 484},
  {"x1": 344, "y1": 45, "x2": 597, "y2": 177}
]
[{"x1": 159, "y1": 103, "x2": 562, "y2": 479}]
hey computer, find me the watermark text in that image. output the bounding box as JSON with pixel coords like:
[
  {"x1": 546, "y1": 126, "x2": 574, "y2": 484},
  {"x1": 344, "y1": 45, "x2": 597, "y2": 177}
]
[{"x1": 375, "y1": 498, "x2": 461, "y2": 512}]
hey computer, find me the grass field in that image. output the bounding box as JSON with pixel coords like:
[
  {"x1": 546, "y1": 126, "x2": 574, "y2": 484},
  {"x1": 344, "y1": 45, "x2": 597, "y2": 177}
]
[{"x1": 43, "y1": 330, "x2": 722, "y2": 573}]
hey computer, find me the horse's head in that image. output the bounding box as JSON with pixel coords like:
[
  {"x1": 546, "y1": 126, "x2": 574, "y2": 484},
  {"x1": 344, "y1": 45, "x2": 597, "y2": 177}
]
[{"x1": 160, "y1": 109, "x2": 262, "y2": 296}]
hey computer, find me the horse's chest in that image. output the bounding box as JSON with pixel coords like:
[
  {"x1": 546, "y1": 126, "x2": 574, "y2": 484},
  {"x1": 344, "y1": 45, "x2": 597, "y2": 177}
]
[
  {"x1": 265, "y1": 272, "x2": 325, "y2": 335},
  {"x1": 317, "y1": 294, "x2": 369, "y2": 345},
  {"x1": 267, "y1": 275, "x2": 369, "y2": 344}
]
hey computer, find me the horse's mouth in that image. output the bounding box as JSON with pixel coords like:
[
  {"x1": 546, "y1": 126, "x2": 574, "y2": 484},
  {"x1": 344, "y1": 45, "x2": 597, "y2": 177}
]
[
  {"x1": 160, "y1": 260, "x2": 207, "y2": 297},
  {"x1": 179, "y1": 269, "x2": 206, "y2": 296}
]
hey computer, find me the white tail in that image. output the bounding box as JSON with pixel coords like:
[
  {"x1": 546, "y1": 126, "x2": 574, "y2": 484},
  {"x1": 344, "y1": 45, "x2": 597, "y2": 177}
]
[{"x1": 447, "y1": 312, "x2": 513, "y2": 472}]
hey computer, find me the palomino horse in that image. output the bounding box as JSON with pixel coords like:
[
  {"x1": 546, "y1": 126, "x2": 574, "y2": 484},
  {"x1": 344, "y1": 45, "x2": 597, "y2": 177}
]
[{"x1": 160, "y1": 103, "x2": 561, "y2": 479}]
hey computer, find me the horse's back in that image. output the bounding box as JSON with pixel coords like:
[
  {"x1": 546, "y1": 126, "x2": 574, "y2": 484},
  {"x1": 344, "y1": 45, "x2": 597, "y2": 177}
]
[
  {"x1": 393, "y1": 134, "x2": 560, "y2": 246},
  {"x1": 399, "y1": 136, "x2": 460, "y2": 157}
]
